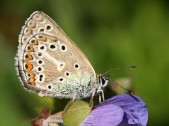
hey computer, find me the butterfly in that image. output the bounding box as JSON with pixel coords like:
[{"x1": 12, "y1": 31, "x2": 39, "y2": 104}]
[{"x1": 15, "y1": 11, "x2": 109, "y2": 102}]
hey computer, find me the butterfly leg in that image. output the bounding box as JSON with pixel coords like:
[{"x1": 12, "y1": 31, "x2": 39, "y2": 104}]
[
  {"x1": 89, "y1": 91, "x2": 95, "y2": 107},
  {"x1": 97, "y1": 89, "x2": 105, "y2": 103},
  {"x1": 101, "y1": 90, "x2": 105, "y2": 101},
  {"x1": 99, "y1": 94, "x2": 102, "y2": 103},
  {"x1": 72, "y1": 93, "x2": 77, "y2": 101}
]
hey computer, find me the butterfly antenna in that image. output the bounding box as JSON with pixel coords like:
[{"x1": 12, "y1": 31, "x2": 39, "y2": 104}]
[
  {"x1": 103, "y1": 65, "x2": 137, "y2": 76},
  {"x1": 109, "y1": 78, "x2": 132, "y2": 94}
]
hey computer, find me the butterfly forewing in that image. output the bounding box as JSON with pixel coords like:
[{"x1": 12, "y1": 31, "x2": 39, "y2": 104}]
[{"x1": 16, "y1": 11, "x2": 97, "y2": 99}]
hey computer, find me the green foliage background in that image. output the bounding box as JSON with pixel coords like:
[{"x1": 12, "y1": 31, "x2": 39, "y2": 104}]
[{"x1": 0, "y1": 0, "x2": 168, "y2": 125}]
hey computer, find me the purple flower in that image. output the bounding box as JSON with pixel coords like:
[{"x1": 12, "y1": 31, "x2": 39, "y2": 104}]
[{"x1": 82, "y1": 94, "x2": 148, "y2": 126}]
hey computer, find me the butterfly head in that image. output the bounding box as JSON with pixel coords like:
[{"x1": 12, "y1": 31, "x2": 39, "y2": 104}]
[{"x1": 98, "y1": 75, "x2": 109, "y2": 88}]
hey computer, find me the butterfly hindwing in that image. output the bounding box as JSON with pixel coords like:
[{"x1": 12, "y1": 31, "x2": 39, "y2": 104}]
[{"x1": 16, "y1": 11, "x2": 97, "y2": 99}]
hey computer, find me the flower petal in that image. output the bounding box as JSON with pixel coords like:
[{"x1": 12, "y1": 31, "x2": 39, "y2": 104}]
[
  {"x1": 105, "y1": 94, "x2": 148, "y2": 126},
  {"x1": 82, "y1": 104, "x2": 124, "y2": 126}
]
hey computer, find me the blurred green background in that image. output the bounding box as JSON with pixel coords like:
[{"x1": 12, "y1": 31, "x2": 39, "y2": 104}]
[{"x1": 0, "y1": 0, "x2": 169, "y2": 125}]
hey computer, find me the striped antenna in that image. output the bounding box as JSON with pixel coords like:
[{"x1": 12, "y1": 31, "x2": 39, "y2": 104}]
[{"x1": 102, "y1": 66, "x2": 137, "y2": 76}]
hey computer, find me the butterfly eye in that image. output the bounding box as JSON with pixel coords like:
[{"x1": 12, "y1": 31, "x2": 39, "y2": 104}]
[{"x1": 99, "y1": 76, "x2": 109, "y2": 87}]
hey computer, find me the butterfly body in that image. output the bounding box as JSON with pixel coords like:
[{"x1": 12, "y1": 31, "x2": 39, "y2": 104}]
[{"x1": 16, "y1": 11, "x2": 109, "y2": 100}]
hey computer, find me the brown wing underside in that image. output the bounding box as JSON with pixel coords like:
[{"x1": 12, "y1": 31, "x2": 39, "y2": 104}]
[{"x1": 16, "y1": 11, "x2": 96, "y2": 94}]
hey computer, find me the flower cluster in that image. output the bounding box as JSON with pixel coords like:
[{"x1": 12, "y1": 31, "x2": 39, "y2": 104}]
[{"x1": 31, "y1": 94, "x2": 148, "y2": 126}]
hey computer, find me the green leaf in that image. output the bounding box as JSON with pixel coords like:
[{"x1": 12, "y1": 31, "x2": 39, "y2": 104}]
[{"x1": 63, "y1": 100, "x2": 92, "y2": 126}]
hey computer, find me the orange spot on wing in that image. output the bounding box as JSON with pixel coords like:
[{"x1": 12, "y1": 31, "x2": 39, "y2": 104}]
[
  {"x1": 25, "y1": 28, "x2": 33, "y2": 35},
  {"x1": 25, "y1": 54, "x2": 33, "y2": 61},
  {"x1": 28, "y1": 73, "x2": 36, "y2": 85},
  {"x1": 37, "y1": 35, "x2": 47, "y2": 42},
  {"x1": 30, "y1": 39, "x2": 38, "y2": 45},
  {"x1": 26, "y1": 45, "x2": 34, "y2": 52},
  {"x1": 48, "y1": 36, "x2": 57, "y2": 42},
  {"x1": 25, "y1": 62, "x2": 33, "y2": 72}
]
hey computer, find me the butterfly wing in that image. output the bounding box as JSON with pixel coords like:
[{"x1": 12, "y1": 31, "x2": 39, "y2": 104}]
[{"x1": 16, "y1": 11, "x2": 97, "y2": 99}]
